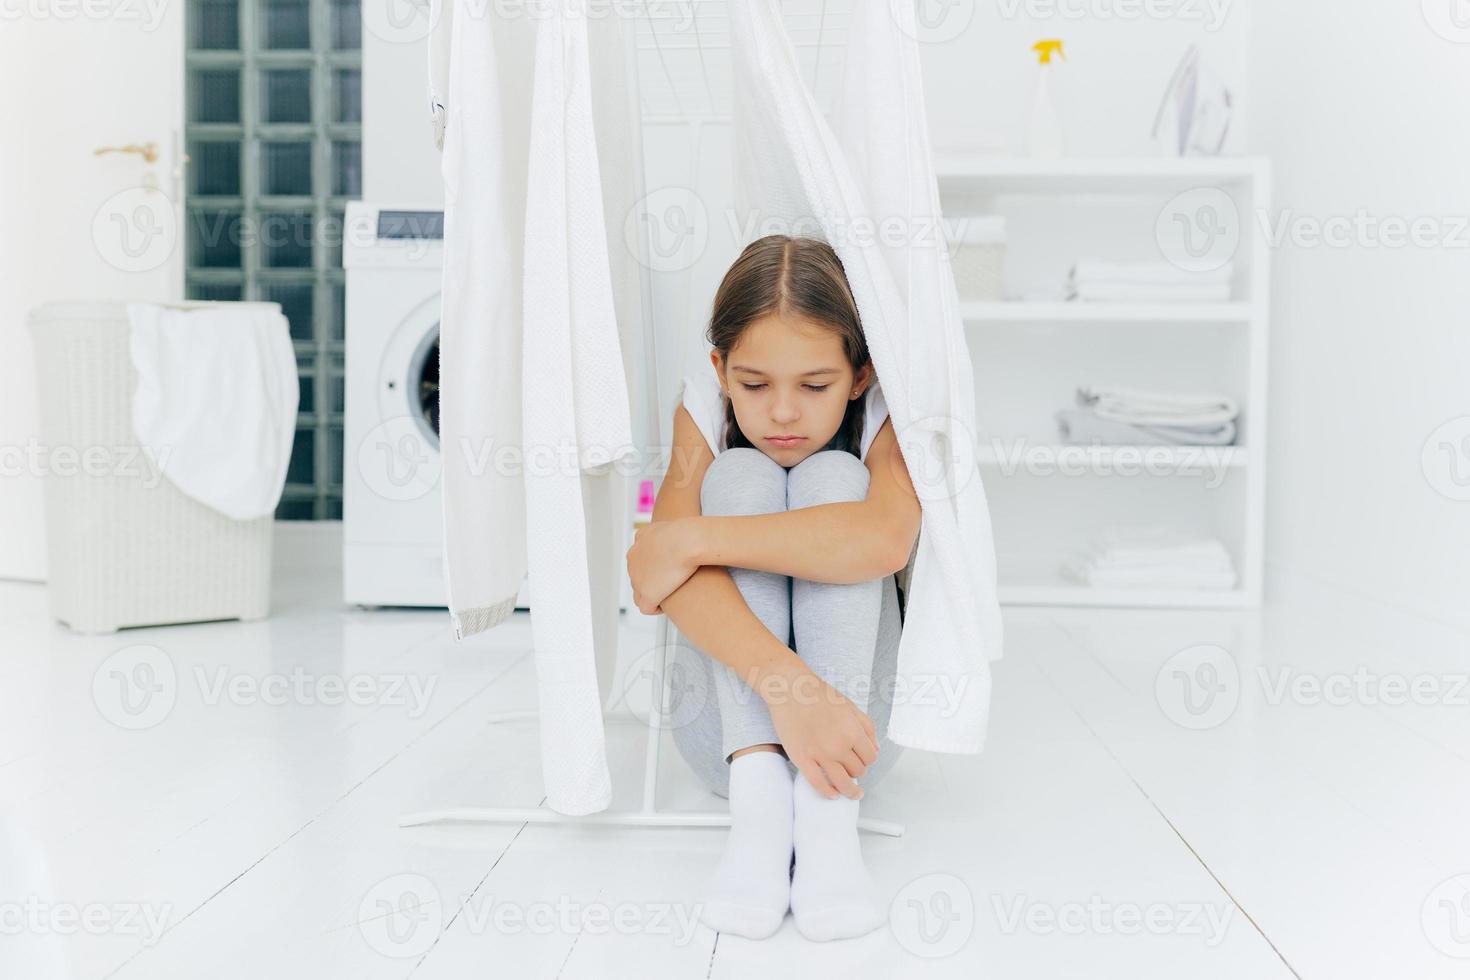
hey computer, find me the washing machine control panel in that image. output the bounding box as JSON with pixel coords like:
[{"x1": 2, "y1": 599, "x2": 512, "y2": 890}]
[
  {"x1": 376, "y1": 210, "x2": 444, "y2": 240},
  {"x1": 343, "y1": 202, "x2": 445, "y2": 269}
]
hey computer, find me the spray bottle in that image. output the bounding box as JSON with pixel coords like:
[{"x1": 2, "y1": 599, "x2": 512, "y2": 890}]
[{"x1": 1025, "y1": 39, "x2": 1067, "y2": 159}]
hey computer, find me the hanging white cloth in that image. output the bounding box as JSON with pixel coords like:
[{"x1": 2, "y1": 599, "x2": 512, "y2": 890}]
[
  {"x1": 434, "y1": 0, "x2": 529, "y2": 639},
  {"x1": 730, "y1": 0, "x2": 1004, "y2": 753},
  {"x1": 434, "y1": 0, "x2": 637, "y2": 814},
  {"x1": 518, "y1": 1, "x2": 637, "y2": 815}
]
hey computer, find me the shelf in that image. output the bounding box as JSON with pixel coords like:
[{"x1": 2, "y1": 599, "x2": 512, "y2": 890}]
[
  {"x1": 934, "y1": 154, "x2": 1269, "y2": 195},
  {"x1": 976, "y1": 444, "x2": 1247, "y2": 471},
  {"x1": 959, "y1": 301, "x2": 1254, "y2": 324}
]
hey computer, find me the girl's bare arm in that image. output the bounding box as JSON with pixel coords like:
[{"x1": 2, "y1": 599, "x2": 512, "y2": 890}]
[{"x1": 687, "y1": 417, "x2": 921, "y2": 584}]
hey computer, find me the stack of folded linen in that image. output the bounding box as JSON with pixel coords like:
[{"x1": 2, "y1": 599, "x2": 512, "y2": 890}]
[
  {"x1": 1056, "y1": 384, "x2": 1238, "y2": 446},
  {"x1": 1061, "y1": 525, "x2": 1238, "y2": 589},
  {"x1": 1065, "y1": 258, "x2": 1233, "y2": 302}
]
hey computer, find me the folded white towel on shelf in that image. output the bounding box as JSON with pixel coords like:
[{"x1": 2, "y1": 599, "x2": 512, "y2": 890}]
[
  {"x1": 1090, "y1": 527, "x2": 1235, "y2": 566},
  {"x1": 1070, "y1": 258, "x2": 1235, "y2": 285},
  {"x1": 1055, "y1": 407, "x2": 1237, "y2": 446},
  {"x1": 1064, "y1": 258, "x2": 1235, "y2": 303},
  {"x1": 126, "y1": 302, "x2": 298, "y2": 520},
  {"x1": 1065, "y1": 281, "x2": 1233, "y2": 303},
  {"x1": 1066, "y1": 565, "x2": 1239, "y2": 589},
  {"x1": 1061, "y1": 525, "x2": 1237, "y2": 590},
  {"x1": 1077, "y1": 384, "x2": 1239, "y2": 427}
]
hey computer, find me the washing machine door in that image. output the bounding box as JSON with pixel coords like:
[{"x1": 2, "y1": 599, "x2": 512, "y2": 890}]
[
  {"x1": 402, "y1": 314, "x2": 439, "y2": 449},
  {"x1": 345, "y1": 292, "x2": 443, "y2": 516},
  {"x1": 378, "y1": 294, "x2": 440, "y2": 453}
]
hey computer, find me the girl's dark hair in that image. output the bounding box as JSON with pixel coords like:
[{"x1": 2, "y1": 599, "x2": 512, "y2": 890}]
[{"x1": 706, "y1": 235, "x2": 871, "y2": 457}]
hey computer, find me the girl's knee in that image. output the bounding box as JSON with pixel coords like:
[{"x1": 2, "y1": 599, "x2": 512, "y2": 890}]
[
  {"x1": 708, "y1": 446, "x2": 781, "y2": 475},
  {"x1": 701, "y1": 447, "x2": 787, "y2": 516},
  {"x1": 787, "y1": 449, "x2": 869, "y2": 508}
]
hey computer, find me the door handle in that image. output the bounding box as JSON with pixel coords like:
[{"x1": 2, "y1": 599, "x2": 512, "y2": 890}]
[{"x1": 94, "y1": 141, "x2": 159, "y2": 164}]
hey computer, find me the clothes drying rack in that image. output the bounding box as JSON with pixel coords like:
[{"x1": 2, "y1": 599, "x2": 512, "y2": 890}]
[
  {"x1": 400, "y1": 613, "x2": 903, "y2": 837},
  {"x1": 400, "y1": 0, "x2": 904, "y2": 839}
]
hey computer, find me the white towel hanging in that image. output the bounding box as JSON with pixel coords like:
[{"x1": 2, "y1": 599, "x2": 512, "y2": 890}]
[
  {"x1": 729, "y1": 0, "x2": 1003, "y2": 754},
  {"x1": 436, "y1": 0, "x2": 530, "y2": 640},
  {"x1": 436, "y1": 0, "x2": 636, "y2": 815},
  {"x1": 517, "y1": 1, "x2": 637, "y2": 815}
]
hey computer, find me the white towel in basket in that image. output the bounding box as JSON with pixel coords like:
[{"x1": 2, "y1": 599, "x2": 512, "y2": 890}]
[{"x1": 126, "y1": 303, "x2": 298, "y2": 520}]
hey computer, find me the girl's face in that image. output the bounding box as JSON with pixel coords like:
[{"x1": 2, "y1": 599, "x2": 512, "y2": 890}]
[{"x1": 713, "y1": 311, "x2": 871, "y2": 467}]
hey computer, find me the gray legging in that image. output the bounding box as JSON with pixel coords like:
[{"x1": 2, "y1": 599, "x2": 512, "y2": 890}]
[{"x1": 667, "y1": 447, "x2": 904, "y2": 800}]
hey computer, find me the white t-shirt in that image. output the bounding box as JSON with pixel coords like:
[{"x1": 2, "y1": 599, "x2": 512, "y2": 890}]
[{"x1": 676, "y1": 359, "x2": 890, "y2": 462}]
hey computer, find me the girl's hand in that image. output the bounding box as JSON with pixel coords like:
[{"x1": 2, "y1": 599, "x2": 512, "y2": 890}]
[
  {"x1": 626, "y1": 518, "x2": 701, "y2": 615},
  {"x1": 761, "y1": 663, "x2": 879, "y2": 800}
]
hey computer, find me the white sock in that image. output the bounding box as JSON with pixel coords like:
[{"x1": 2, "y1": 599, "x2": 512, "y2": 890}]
[
  {"x1": 789, "y1": 774, "x2": 885, "y2": 941},
  {"x1": 698, "y1": 750, "x2": 794, "y2": 939}
]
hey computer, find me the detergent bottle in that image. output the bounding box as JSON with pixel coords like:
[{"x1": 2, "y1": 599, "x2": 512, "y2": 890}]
[{"x1": 1025, "y1": 39, "x2": 1068, "y2": 159}]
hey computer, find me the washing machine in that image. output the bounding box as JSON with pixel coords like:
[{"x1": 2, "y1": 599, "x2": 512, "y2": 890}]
[
  {"x1": 341, "y1": 202, "x2": 527, "y2": 608},
  {"x1": 342, "y1": 202, "x2": 452, "y2": 605}
]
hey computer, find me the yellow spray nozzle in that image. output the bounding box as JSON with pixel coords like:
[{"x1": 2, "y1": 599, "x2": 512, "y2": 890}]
[{"x1": 1032, "y1": 39, "x2": 1066, "y2": 64}]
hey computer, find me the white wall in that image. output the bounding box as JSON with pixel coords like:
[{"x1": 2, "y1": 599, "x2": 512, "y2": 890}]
[
  {"x1": 917, "y1": 1, "x2": 1251, "y2": 157},
  {"x1": 363, "y1": 26, "x2": 445, "y2": 205},
  {"x1": 1249, "y1": 1, "x2": 1470, "y2": 628},
  {"x1": 0, "y1": 13, "x2": 184, "y2": 581}
]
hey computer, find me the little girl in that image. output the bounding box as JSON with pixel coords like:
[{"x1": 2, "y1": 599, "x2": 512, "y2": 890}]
[{"x1": 626, "y1": 234, "x2": 922, "y2": 941}]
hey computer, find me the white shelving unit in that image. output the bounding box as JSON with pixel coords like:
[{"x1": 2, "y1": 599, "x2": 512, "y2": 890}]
[{"x1": 937, "y1": 156, "x2": 1271, "y2": 609}]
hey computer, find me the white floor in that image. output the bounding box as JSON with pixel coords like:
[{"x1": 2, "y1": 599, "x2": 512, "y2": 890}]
[{"x1": 3, "y1": 526, "x2": 1468, "y2": 979}]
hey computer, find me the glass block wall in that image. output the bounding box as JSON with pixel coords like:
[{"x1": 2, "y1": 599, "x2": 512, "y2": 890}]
[{"x1": 185, "y1": 0, "x2": 361, "y2": 519}]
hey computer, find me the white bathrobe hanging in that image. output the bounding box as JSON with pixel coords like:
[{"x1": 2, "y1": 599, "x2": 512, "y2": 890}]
[{"x1": 730, "y1": 0, "x2": 1004, "y2": 753}]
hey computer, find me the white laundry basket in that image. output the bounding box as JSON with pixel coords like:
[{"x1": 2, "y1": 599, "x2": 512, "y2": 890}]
[{"x1": 27, "y1": 301, "x2": 279, "y2": 633}]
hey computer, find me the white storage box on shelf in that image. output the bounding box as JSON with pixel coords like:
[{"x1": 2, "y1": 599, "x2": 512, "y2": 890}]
[
  {"x1": 947, "y1": 214, "x2": 1006, "y2": 300},
  {"x1": 27, "y1": 301, "x2": 280, "y2": 633}
]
